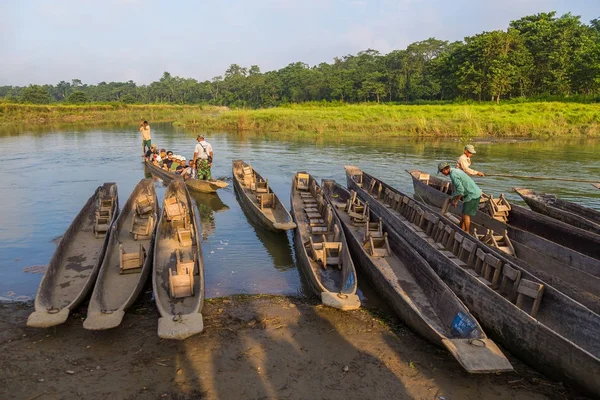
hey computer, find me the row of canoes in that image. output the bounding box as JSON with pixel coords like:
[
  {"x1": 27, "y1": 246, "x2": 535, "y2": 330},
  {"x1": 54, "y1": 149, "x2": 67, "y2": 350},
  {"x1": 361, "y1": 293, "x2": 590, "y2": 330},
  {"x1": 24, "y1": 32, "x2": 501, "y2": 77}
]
[
  {"x1": 27, "y1": 161, "x2": 600, "y2": 395},
  {"x1": 28, "y1": 179, "x2": 205, "y2": 340}
]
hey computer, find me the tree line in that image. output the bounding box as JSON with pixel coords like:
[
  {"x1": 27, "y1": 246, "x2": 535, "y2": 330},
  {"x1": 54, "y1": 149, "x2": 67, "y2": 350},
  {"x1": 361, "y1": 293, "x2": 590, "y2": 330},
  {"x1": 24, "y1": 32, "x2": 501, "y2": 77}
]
[{"x1": 2, "y1": 12, "x2": 599, "y2": 106}]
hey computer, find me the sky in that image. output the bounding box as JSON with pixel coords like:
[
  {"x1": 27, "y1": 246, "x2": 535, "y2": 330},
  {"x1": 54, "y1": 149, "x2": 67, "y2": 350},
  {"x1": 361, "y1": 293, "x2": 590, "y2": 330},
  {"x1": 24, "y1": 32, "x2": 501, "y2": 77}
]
[{"x1": 0, "y1": 0, "x2": 598, "y2": 86}]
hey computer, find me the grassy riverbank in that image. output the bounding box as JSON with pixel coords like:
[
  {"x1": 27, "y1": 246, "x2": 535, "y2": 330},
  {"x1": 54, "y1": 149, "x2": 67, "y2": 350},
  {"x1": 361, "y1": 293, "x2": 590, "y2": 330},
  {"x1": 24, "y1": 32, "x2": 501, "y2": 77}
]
[{"x1": 2, "y1": 101, "x2": 599, "y2": 137}]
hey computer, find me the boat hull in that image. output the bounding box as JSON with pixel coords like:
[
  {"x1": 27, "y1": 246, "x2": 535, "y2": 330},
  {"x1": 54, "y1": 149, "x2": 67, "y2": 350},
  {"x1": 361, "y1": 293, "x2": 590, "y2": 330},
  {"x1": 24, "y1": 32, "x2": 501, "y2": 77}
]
[
  {"x1": 145, "y1": 160, "x2": 228, "y2": 193},
  {"x1": 232, "y1": 160, "x2": 296, "y2": 232},
  {"x1": 347, "y1": 167, "x2": 600, "y2": 396},
  {"x1": 28, "y1": 183, "x2": 119, "y2": 328}
]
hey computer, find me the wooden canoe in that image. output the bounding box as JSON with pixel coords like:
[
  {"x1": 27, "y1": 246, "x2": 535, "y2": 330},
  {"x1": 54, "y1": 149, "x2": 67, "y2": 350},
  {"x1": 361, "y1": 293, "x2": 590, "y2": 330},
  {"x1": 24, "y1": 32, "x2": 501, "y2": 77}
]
[
  {"x1": 290, "y1": 172, "x2": 360, "y2": 310},
  {"x1": 27, "y1": 183, "x2": 119, "y2": 328},
  {"x1": 408, "y1": 170, "x2": 600, "y2": 262},
  {"x1": 407, "y1": 170, "x2": 600, "y2": 313},
  {"x1": 514, "y1": 188, "x2": 600, "y2": 235},
  {"x1": 84, "y1": 179, "x2": 158, "y2": 330},
  {"x1": 346, "y1": 166, "x2": 600, "y2": 396},
  {"x1": 593, "y1": 183, "x2": 600, "y2": 190},
  {"x1": 144, "y1": 160, "x2": 228, "y2": 193},
  {"x1": 153, "y1": 180, "x2": 205, "y2": 340},
  {"x1": 232, "y1": 160, "x2": 296, "y2": 232},
  {"x1": 322, "y1": 179, "x2": 512, "y2": 373}
]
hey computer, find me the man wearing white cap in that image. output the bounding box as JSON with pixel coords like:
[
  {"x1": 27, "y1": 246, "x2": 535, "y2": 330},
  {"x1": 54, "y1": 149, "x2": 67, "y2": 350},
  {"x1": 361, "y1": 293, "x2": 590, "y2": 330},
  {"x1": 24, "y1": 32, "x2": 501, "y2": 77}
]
[
  {"x1": 193, "y1": 135, "x2": 213, "y2": 180},
  {"x1": 457, "y1": 145, "x2": 484, "y2": 177}
]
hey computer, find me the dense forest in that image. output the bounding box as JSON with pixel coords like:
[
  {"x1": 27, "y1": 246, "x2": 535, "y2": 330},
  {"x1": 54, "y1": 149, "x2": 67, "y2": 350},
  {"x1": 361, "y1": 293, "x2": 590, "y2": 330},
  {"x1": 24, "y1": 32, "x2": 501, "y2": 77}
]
[{"x1": 2, "y1": 12, "x2": 599, "y2": 107}]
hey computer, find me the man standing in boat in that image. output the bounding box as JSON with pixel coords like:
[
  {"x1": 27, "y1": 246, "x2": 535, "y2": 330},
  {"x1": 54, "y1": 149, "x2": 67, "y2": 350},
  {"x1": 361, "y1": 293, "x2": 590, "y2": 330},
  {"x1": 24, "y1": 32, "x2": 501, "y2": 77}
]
[
  {"x1": 193, "y1": 135, "x2": 213, "y2": 180},
  {"x1": 438, "y1": 162, "x2": 482, "y2": 233},
  {"x1": 139, "y1": 120, "x2": 151, "y2": 157},
  {"x1": 457, "y1": 145, "x2": 484, "y2": 176}
]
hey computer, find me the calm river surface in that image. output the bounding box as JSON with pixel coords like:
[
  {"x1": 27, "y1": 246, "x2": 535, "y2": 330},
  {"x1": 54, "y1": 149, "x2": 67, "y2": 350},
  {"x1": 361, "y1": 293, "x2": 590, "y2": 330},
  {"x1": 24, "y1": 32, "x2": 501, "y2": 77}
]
[{"x1": 1, "y1": 123, "x2": 598, "y2": 303}]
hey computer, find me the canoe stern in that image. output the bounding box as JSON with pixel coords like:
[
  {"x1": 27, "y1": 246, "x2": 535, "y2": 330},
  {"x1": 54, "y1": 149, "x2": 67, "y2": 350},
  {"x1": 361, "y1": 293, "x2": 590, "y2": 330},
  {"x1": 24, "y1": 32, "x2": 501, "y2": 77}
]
[
  {"x1": 442, "y1": 338, "x2": 514, "y2": 374},
  {"x1": 321, "y1": 292, "x2": 360, "y2": 311},
  {"x1": 26, "y1": 308, "x2": 70, "y2": 328},
  {"x1": 158, "y1": 313, "x2": 204, "y2": 340},
  {"x1": 83, "y1": 310, "x2": 126, "y2": 330}
]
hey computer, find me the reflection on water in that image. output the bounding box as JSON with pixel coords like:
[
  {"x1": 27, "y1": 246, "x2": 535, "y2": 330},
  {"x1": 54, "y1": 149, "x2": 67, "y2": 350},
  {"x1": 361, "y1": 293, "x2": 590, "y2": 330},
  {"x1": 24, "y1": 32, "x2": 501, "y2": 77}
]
[{"x1": 0, "y1": 123, "x2": 598, "y2": 301}]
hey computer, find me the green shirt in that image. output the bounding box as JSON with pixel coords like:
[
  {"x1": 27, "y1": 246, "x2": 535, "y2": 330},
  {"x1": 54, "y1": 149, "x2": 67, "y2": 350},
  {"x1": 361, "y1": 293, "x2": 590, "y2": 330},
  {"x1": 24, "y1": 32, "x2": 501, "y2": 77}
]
[{"x1": 449, "y1": 168, "x2": 482, "y2": 202}]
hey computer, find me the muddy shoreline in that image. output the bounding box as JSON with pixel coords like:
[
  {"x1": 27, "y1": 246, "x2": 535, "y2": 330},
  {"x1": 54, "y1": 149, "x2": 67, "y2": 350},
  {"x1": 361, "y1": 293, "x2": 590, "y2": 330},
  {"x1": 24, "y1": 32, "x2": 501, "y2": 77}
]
[{"x1": 0, "y1": 294, "x2": 589, "y2": 400}]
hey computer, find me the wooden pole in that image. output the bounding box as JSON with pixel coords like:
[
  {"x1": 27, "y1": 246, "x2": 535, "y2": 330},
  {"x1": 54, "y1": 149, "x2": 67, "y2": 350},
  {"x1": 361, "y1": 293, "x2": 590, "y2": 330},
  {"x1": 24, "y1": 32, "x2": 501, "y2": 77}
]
[{"x1": 484, "y1": 173, "x2": 600, "y2": 184}]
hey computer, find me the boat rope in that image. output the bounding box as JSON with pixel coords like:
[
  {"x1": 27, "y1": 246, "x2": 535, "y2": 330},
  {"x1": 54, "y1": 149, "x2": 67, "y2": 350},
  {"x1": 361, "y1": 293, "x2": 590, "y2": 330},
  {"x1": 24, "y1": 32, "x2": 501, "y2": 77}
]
[
  {"x1": 46, "y1": 307, "x2": 60, "y2": 314},
  {"x1": 173, "y1": 313, "x2": 183, "y2": 322},
  {"x1": 101, "y1": 309, "x2": 115, "y2": 314},
  {"x1": 337, "y1": 293, "x2": 348, "y2": 299}
]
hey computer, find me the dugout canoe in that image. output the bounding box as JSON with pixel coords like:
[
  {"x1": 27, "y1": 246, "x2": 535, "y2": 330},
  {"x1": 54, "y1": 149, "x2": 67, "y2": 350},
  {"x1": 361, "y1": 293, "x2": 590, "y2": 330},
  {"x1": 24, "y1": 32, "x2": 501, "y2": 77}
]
[
  {"x1": 290, "y1": 172, "x2": 360, "y2": 310},
  {"x1": 407, "y1": 170, "x2": 600, "y2": 313},
  {"x1": 84, "y1": 179, "x2": 158, "y2": 330},
  {"x1": 27, "y1": 183, "x2": 119, "y2": 328},
  {"x1": 514, "y1": 188, "x2": 600, "y2": 235},
  {"x1": 593, "y1": 183, "x2": 600, "y2": 190},
  {"x1": 408, "y1": 170, "x2": 600, "y2": 262},
  {"x1": 153, "y1": 180, "x2": 205, "y2": 340},
  {"x1": 144, "y1": 160, "x2": 228, "y2": 193},
  {"x1": 345, "y1": 166, "x2": 600, "y2": 396},
  {"x1": 322, "y1": 179, "x2": 512, "y2": 373},
  {"x1": 232, "y1": 160, "x2": 296, "y2": 232}
]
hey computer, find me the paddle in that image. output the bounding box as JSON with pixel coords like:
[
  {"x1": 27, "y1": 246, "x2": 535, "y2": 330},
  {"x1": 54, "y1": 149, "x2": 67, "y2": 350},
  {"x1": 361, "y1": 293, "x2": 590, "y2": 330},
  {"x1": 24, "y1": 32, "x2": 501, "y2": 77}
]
[{"x1": 484, "y1": 173, "x2": 600, "y2": 185}]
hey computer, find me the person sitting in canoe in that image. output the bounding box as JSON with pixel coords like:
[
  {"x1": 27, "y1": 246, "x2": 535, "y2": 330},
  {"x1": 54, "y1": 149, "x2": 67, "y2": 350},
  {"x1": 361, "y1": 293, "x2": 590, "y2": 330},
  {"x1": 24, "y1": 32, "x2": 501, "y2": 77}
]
[
  {"x1": 192, "y1": 135, "x2": 213, "y2": 181},
  {"x1": 457, "y1": 145, "x2": 484, "y2": 177},
  {"x1": 176, "y1": 159, "x2": 193, "y2": 179},
  {"x1": 163, "y1": 151, "x2": 175, "y2": 170},
  {"x1": 145, "y1": 143, "x2": 157, "y2": 160},
  {"x1": 438, "y1": 161, "x2": 482, "y2": 233}
]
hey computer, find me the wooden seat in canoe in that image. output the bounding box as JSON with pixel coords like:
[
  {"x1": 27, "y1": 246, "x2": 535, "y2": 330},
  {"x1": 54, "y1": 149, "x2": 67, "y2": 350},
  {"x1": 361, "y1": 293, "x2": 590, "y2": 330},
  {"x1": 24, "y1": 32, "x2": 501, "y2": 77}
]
[
  {"x1": 364, "y1": 233, "x2": 391, "y2": 257},
  {"x1": 119, "y1": 243, "x2": 145, "y2": 274},
  {"x1": 99, "y1": 198, "x2": 114, "y2": 217},
  {"x1": 256, "y1": 179, "x2": 269, "y2": 194},
  {"x1": 258, "y1": 193, "x2": 274, "y2": 210},
  {"x1": 297, "y1": 173, "x2": 309, "y2": 191},
  {"x1": 136, "y1": 194, "x2": 154, "y2": 215},
  {"x1": 364, "y1": 217, "x2": 383, "y2": 241},
  {"x1": 94, "y1": 211, "x2": 111, "y2": 238},
  {"x1": 498, "y1": 264, "x2": 521, "y2": 302},
  {"x1": 308, "y1": 237, "x2": 342, "y2": 269},
  {"x1": 130, "y1": 214, "x2": 155, "y2": 240},
  {"x1": 242, "y1": 165, "x2": 254, "y2": 187},
  {"x1": 169, "y1": 250, "x2": 195, "y2": 299},
  {"x1": 177, "y1": 226, "x2": 193, "y2": 246},
  {"x1": 164, "y1": 197, "x2": 185, "y2": 222},
  {"x1": 516, "y1": 279, "x2": 544, "y2": 318}
]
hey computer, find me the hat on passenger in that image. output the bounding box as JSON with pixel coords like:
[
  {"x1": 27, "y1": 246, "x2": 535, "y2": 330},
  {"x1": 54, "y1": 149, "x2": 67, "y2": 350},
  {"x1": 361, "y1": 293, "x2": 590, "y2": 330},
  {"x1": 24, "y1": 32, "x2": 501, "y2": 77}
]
[
  {"x1": 197, "y1": 135, "x2": 205, "y2": 140},
  {"x1": 151, "y1": 144, "x2": 157, "y2": 149},
  {"x1": 437, "y1": 161, "x2": 450, "y2": 173},
  {"x1": 465, "y1": 144, "x2": 476, "y2": 154}
]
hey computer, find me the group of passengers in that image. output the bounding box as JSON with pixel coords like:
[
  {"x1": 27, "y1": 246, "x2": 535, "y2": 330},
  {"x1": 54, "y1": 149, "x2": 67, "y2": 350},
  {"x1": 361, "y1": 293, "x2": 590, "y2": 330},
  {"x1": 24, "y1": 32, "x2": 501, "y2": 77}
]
[{"x1": 145, "y1": 144, "x2": 194, "y2": 179}]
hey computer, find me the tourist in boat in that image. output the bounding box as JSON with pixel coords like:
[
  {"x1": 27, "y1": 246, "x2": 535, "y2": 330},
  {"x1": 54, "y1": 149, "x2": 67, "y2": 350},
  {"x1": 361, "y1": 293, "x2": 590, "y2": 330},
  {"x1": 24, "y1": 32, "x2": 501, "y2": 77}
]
[
  {"x1": 145, "y1": 144, "x2": 157, "y2": 160},
  {"x1": 438, "y1": 161, "x2": 482, "y2": 233},
  {"x1": 163, "y1": 151, "x2": 175, "y2": 170},
  {"x1": 193, "y1": 135, "x2": 213, "y2": 180},
  {"x1": 139, "y1": 120, "x2": 151, "y2": 156},
  {"x1": 456, "y1": 145, "x2": 484, "y2": 176}
]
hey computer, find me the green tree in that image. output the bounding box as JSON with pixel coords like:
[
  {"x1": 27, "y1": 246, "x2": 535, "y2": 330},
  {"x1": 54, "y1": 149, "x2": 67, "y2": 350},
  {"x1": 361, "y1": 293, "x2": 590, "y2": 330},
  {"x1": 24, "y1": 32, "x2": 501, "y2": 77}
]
[
  {"x1": 67, "y1": 91, "x2": 89, "y2": 103},
  {"x1": 20, "y1": 85, "x2": 52, "y2": 104}
]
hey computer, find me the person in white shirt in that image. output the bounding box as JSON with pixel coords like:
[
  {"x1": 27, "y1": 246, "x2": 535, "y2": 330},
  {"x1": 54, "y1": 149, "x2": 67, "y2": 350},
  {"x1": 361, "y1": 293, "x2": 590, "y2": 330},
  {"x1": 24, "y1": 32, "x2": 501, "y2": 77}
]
[
  {"x1": 192, "y1": 135, "x2": 214, "y2": 180},
  {"x1": 139, "y1": 120, "x2": 151, "y2": 156},
  {"x1": 456, "y1": 144, "x2": 484, "y2": 176}
]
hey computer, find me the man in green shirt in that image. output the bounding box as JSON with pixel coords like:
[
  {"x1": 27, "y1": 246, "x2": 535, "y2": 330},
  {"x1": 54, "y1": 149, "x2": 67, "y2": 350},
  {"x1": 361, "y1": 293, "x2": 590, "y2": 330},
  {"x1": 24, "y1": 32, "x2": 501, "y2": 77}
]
[{"x1": 438, "y1": 162, "x2": 482, "y2": 233}]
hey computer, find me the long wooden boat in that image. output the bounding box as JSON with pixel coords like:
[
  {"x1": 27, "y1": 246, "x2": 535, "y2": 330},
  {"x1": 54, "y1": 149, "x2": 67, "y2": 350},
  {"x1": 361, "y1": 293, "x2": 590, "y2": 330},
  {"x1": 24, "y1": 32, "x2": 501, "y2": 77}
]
[
  {"x1": 346, "y1": 166, "x2": 600, "y2": 396},
  {"x1": 405, "y1": 171, "x2": 600, "y2": 313},
  {"x1": 408, "y1": 170, "x2": 600, "y2": 262},
  {"x1": 593, "y1": 183, "x2": 600, "y2": 190},
  {"x1": 84, "y1": 179, "x2": 158, "y2": 330},
  {"x1": 515, "y1": 188, "x2": 600, "y2": 235},
  {"x1": 27, "y1": 183, "x2": 119, "y2": 328},
  {"x1": 144, "y1": 160, "x2": 228, "y2": 193},
  {"x1": 232, "y1": 160, "x2": 296, "y2": 232},
  {"x1": 322, "y1": 179, "x2": 512, "y2": 373},
  {"x1": 153, "y1": 180, "x2": 205, "y2": 339},
  {"x1": 290, "y1": 172, "x2": 360, "y2": 310}
]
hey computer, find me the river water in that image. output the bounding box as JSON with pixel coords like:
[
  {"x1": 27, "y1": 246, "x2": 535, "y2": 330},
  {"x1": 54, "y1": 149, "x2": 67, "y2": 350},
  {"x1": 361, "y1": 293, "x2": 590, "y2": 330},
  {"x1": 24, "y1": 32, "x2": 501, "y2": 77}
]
[{"x1": 1, "y1": 123, "x2": 598, "y2": 303}]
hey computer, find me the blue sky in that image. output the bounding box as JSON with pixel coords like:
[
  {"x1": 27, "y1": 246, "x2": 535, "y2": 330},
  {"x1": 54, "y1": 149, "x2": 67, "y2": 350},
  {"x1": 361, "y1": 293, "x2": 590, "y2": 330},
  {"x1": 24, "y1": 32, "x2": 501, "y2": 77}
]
[{"x1": 1, "y1": 0, "x2": 598, "y2": 86}]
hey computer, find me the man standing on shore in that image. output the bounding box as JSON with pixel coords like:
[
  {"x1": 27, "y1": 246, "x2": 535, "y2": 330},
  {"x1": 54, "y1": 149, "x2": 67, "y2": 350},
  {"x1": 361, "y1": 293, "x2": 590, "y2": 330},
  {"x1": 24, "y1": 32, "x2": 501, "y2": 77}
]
[
  {"x1": 193, "y1": 135, "x2": 213, "y2": 180},
  {"x1": 439, "y1": 162, "x2": 482, "y2": 233},
  {"x1": 456, "y1": 145, "x2": 484, "y2": 176},
  {"x1": 139, "y1": 120, "x2": 151, "y2": 156}
]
